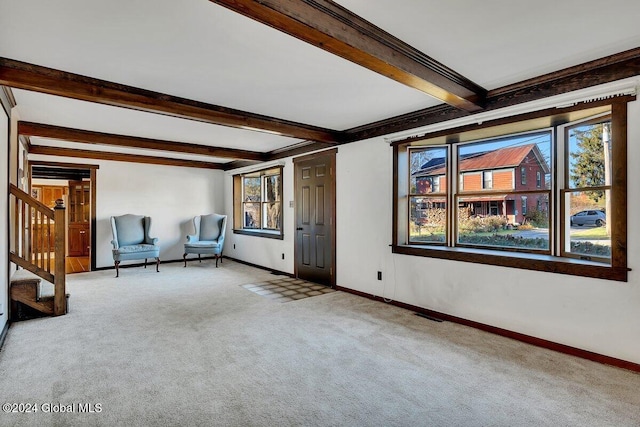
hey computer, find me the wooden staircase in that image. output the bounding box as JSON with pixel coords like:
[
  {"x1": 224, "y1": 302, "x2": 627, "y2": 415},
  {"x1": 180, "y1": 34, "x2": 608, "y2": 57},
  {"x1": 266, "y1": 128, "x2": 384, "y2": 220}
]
[{"x1": 9, "y1": 184, "x2": 67, "y2": 319}]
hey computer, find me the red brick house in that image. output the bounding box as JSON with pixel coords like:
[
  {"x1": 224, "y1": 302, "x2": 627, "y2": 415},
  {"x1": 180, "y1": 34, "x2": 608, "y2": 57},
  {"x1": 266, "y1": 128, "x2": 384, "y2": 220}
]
[{"x1": 413, "y1": 144, "x2": 549, "y2": 224}]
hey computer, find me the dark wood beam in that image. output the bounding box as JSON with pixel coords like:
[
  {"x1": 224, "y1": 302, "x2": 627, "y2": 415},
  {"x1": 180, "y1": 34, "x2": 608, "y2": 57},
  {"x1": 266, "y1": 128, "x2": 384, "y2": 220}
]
[
  {"x1": 28, "y1": 145, "x2": 226, "y2": 170},
  {"x1": 222, "y1": 160, "x2": 264, "y2": 171},
  {"x1": 345, "y1": 47, "x2": 640, "y2": 142},
  {"x1": 268, "y1": 141, "x2": 331, "y2": 161},
  {"x1": 0, "y1": 57, "x2": 341, "y2": 143},
  {"x1": 210, "y1": 0, "x2": 485, "y2": 111},
  {"x1": 18, "y1": 121, "x2": 266, "y2": 161}
]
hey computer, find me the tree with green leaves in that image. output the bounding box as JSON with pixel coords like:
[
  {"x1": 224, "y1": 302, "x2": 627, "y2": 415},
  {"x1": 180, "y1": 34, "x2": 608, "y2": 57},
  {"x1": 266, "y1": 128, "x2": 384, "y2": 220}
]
[{"x1": 570, "y1": 123, "x2": 607, "y2": 202}]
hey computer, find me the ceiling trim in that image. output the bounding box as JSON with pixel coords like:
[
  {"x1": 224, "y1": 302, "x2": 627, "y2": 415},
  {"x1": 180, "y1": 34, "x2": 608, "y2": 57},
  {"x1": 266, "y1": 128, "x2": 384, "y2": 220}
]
[
  {"x1": 28, "y1": 145, "x2": 225, "y2": 170},
  {"x1": 18, "y1": 121, "x2": 267, "y2": 161},
  {"x1": 28, "y1": 160, "x2": 100, "y2": 170},
  {"x1": 210, "y1": 0, "x2": 486, "y2": 112},
  {"x1": 0, "y1": 57, "x2": 342, "y2": 144},
  {"x1": 222, "y1": 160, "x2": 264, "y2": 171},
  {"x1": 344, "y1": 47, "x2": 640, "y2": 142}
]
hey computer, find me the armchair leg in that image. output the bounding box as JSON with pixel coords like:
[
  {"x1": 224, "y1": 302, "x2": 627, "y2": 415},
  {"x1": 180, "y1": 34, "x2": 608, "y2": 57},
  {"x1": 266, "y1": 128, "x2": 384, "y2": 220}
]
[
  {"x1": 156, "y1": 258, "x2": 160, "y2": 272},
  {"x1": 144, "y1": 258, "x2": 147, "y2": 269},
  {"x1": 183, "y1": 253, "x2": 187, "y2": 267},
  {"x1": 115, "y1": 261, "x2": 120, "y2": 278},
  {"x1": 215, "y1": 255, "x2": 219, "y2": 268},
  {"x1": 198, "y1": 254, "x2": 201, "y2": 263}
]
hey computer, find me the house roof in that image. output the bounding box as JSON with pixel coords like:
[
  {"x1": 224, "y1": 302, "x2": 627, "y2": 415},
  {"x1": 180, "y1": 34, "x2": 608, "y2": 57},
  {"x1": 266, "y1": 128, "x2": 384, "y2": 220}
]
[{"x1": 415, "y1": 144, "x2": 550, "y2": 177}]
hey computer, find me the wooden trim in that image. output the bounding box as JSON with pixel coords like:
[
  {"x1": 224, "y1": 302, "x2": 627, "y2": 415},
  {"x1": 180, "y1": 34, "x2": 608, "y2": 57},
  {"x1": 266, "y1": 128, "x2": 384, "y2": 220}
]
[
  {"x1": 223, "y1": 160, "x2": 263, "y2": 171},
  {"x1": 19, "y1": 121, "x2": 266, "y2": 161},
  {"x1": 28, "y1": 160, "x2": 100, "y2": 169},
  {"x1": 335, "y1": 285, "x2": 640, "y2": 373},
  {"x1": 90, "y1": 168, "x2": 97, "y2": 272},
  {"x1": 392, "y1": 145, "x2": 399, "y2": 247},
  {"x1": 210, "y1": 0, "x2": 485, "y2": 111},
  {"x1": 232, "y1": 229, "x2": 284, "y2": 240},
  {"x1": 389, "y1": 96, "x2": 631, "y2": 147},
  {"x1": 292, "y1": 147, "x2": 338, "y2": 163},
  {"x1": 392, "y1": 244, "x2": 627, "y2": 281},
  {"x1": 346, "y1": 48, "x2": 640, "y2": 142},
  {"x1": 610, "y1": 101, "x2": 627, "y2": 275},
  {"x1": 0, "y1": 57, "x2": 341, "y2": 144},
  {"x1": 222, "y1": 255, "x2": 294, "y2": 278},
  {"x1": 28, "y1": 145, "x2": 225, "y2": 169},
  {"x1": 270, "y1": 141, "x2": 334, "y2": 161},
  {"x1": 0, "y1": 85, "x2": 16, "y2": 115}
]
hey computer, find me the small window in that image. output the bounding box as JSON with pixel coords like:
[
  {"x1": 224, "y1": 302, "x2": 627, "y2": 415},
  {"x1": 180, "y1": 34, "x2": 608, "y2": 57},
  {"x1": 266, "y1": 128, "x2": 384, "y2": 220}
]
[
  {"x1": 233, "y1": 166, "x2": 283, "y2": 239},
  {"x1": 521, "y1": 196, "x2": 528, "y2": 216},
  {"x1": 482, "y1": 171, "x2": 493, "y2": 189},
  {"x1": 521, "y1": 167, "x2": 527, "y2": 185},
  {"x1": 536, "y1": 171, "x2": 541, "y2": 188}
]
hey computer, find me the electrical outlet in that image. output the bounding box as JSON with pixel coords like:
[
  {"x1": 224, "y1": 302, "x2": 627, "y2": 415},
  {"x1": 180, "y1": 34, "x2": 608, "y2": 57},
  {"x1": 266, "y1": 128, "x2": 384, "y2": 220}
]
[
  {"x1": 377, "y1": 271, "x2": 382, "y2": 281},
  {"x1": 233, "y1": 244, "x2": 236, "y2": 249},
  {"x1": 282, "y1": 253, "x2": 285, "y2": 260}
]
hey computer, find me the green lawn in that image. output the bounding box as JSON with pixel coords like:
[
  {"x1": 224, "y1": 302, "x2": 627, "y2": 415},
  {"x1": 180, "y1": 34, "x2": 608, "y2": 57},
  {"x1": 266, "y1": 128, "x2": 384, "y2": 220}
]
[{"x1": 571, "y1": 227, "x2": 609, "y2": 240}]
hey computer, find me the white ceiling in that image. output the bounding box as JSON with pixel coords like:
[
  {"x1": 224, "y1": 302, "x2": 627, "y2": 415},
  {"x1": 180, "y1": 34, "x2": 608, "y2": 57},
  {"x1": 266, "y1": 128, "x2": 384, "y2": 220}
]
[{"x1": 1, "y1": 0, "x2": 639, "y2": 165}]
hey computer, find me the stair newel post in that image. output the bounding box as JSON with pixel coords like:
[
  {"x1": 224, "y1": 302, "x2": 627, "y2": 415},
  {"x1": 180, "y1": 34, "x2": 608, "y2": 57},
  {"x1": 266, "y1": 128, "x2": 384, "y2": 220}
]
[{"x1": 53, "y1": 198, "x2": 66, "y2": 316}]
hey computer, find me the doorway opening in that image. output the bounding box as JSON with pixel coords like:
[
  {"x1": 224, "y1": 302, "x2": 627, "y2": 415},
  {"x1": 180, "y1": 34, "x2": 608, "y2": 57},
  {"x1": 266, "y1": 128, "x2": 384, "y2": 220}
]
[{"x1": 29, "y1": 161, "x2": 98, "y2": 274}]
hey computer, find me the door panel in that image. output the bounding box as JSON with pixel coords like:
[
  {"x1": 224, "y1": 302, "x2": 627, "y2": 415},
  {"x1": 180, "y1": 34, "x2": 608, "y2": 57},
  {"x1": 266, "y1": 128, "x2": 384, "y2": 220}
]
[
  {"x1": 68, "y1": 180, "x2": 90, "y2": 257},
  {"x1": 294, "y1": 151, "x2": 336, "y2": 286}
]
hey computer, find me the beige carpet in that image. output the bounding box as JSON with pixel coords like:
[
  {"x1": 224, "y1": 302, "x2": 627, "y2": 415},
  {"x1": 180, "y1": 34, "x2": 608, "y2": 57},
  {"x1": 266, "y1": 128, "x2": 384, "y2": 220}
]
[{"x1": 0, "y1": 260, "x2": 638, "y2": 426}]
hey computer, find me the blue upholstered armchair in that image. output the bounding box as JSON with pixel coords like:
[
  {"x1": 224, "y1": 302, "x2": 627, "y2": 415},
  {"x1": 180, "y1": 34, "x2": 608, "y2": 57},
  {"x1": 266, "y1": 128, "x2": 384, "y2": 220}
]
[
  {"x1": 184, "y1": 214, "x2": 227, "y2": 267},
  {"x1": 110, "y1": 214, "x2": 160, "y2": 277}
]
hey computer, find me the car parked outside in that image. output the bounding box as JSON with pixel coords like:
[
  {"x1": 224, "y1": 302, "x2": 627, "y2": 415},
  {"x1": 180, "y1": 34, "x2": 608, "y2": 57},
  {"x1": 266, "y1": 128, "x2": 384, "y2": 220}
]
[{"x1": 570, "y1": 210, "x2": 606, "y2": 227}]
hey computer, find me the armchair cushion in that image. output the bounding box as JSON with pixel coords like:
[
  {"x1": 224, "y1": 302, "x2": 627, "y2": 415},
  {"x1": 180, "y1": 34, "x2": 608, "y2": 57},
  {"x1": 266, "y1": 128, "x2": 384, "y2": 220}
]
[
  {"x1": 113, "y1": 215, "x2": 146, "y2": 247},
  {"x1": 200, "y1": 215, "x2": 223, "y2": 241},
  {"x1": 114, "y1": 244, "x2": 158, "y2": 254}
]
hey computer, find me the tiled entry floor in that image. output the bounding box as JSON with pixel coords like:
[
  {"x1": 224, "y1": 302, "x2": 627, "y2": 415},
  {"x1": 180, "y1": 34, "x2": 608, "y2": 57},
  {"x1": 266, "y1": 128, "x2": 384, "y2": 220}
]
[{"x1": 241, "y1": 277, "x2": 336, "y2": 302}]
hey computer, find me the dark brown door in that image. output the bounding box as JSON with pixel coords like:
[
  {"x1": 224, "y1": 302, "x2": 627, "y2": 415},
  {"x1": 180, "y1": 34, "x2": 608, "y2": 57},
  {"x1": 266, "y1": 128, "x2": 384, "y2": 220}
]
[
  {"x1": 68, "y1": 180, "x2": 90, "y2": 257},
  {"x1": 294, "y1": 151, "x2": 336, "y2": 287}
]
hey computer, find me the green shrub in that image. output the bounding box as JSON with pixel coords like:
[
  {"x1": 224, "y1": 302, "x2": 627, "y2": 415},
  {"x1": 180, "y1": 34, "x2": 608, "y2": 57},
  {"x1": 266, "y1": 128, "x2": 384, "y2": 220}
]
[{"x1": 524, "y1": 209, "x2": 549, "y2": 228}]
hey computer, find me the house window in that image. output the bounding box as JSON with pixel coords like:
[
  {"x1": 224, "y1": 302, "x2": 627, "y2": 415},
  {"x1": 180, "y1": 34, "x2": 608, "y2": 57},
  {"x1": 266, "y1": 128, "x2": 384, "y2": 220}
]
[
  {"x1": 482, "y1": 171, "x2": 493, "y2": 189},
  {"x1": 409, "y1": 146, "x2": 448, "y2": 244},
  {"x1": 233, "y1": 166, "x2": 283, "y2": 239},
  {"x1": 521, "y1": 167, "x2": 527, "y2": 185},
  {"x1": 394, "y1": 100, "x2": 627, "y2": 281},
  {"x1": 562, "y1": 117, "x2": 612, "y2": 262}
]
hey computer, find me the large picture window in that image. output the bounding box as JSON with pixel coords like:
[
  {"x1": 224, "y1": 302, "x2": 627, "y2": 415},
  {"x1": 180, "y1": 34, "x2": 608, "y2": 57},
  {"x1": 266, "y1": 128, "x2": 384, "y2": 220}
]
[
  {"x1": 233, "y1": 166, "x2": 283, "y2": 239},
  {"x1": 394, "y1": 100, "x2": 629, "y2": 281}
]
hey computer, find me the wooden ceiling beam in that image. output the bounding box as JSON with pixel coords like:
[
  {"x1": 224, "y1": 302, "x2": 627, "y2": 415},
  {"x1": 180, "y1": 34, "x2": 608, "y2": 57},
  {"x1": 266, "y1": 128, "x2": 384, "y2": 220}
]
[
  {"x1": 18, "y1": 121, "x2": 267, "y2": 161},
  {"x1": 0, "y1": 57, "x2": 341, "y2": 143},
  {"x1": 210, "y1": 0, "x2": 486, "y2": 112},
  {"x1": 28, "y1": 145, "x2": 225, "y2": 170},
  {"x1": 345, "y1": 47, "x2": 640, "y2": 142}
]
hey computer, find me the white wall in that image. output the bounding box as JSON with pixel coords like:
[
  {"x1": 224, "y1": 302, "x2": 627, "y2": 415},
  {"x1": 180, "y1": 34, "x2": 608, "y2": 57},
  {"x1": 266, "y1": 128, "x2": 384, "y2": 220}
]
[
  {"x1": 0, "y1": 106, "x2": 9, "y2": 333},
  {"x1": 223, "y1": 161, "x2": 295, "y2": 273},
  {"x1": 336, "y1": 95, "x2": 640, "y2": 365},
  {"x1": 28, "y1": 156, "x2": 225, "y2": 268}
]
